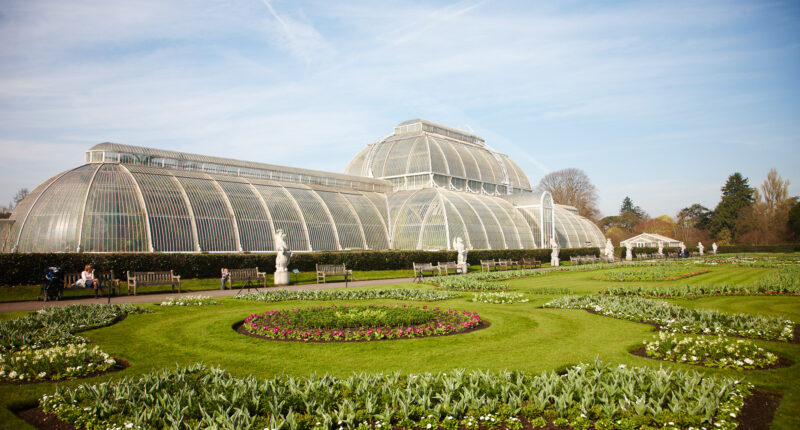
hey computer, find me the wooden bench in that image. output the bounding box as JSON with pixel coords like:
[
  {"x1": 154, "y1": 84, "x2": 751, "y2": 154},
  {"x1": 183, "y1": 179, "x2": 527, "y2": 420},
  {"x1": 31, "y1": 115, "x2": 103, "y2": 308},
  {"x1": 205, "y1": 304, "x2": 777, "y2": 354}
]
[
  {"x1": 480, "y1": 259, "x2": 499, "y2": 272},
  {"x1": 498, "y1": 259, "x2": 519, "y2": 270},
  {"x1": 437, "y1": 261, "x2": 463, "y2": 276},
  {"x1": 224, "y1": 267, "x2": 267, "y2": 291},
  {"x1": 126, "y1": 271, "x2": 181, "y2": 296},
  {"x1": 521, "y1": 257, "x2": 542, "y2": 269},
  {"x1": 413, "y1": 263, "x2": 436, "y2": 282},
  {"x1": 316, "y1": 264, "x2": 353, "y2": 284},
  {"x1": 58, "y1": 271, "x2": 121, "y2": 299}
]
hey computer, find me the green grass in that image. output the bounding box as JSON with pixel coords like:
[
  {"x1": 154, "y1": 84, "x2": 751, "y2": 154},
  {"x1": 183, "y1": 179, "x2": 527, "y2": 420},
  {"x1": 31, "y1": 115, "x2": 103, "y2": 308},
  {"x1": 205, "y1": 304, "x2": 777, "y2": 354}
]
[{"x1": 0, "y1": 262, "x2": 798, "y2": 429}]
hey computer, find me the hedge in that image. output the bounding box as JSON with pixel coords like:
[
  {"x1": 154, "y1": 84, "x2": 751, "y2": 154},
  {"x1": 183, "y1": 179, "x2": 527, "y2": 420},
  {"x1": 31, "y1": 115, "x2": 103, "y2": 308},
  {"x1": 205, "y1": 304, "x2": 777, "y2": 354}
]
[{"x1": 0, "y1": 248, "x2": 603, "y2": 286}]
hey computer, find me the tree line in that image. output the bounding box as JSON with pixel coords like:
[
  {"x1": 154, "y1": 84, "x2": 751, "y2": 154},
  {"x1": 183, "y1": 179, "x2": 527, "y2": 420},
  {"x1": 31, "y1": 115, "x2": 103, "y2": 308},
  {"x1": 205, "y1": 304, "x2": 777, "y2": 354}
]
[{"x1": 537, "y1": 168, "x2": 799, "y2": 246}]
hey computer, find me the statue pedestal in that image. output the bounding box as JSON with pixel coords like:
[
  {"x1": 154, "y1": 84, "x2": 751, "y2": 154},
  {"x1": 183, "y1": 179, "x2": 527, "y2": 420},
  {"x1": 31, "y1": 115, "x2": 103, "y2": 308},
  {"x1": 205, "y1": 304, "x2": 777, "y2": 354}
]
[
  {"x1": 551, "y1": 257, "x2": 559, "y2": 267},
  {"x1": 457, "y1": 263, "x2": 468, "y2": 274},
  {"x1": 274, "y1": 270, "x2": 290, "y2": 286}
]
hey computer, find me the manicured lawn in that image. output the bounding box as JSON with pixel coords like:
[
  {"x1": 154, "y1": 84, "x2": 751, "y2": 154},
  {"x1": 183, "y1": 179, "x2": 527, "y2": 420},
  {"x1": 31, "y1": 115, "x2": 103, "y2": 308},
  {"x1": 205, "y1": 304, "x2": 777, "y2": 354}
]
[{"x1": 0, "y1": 262, "x2": 798, "y2": 429}]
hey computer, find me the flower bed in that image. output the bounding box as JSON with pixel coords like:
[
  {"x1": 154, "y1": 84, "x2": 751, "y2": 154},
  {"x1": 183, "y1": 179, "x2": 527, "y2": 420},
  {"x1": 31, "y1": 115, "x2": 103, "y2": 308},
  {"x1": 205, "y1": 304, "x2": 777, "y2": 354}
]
[
  {"x1": 472, "y1": 292, "x2": 529, "y2": 304},
  {"x1": 426, "y1": 276, "x2": 509, "y2": 291},
  {"x1": 0, "y1": 304, "x2": 144, "y2": 383},
  {"x1": 160, "y1": 295, "x2": 217, "y2": 306},
  {"x1": 0, "y1": 343, "x2": 116, "y2": 382},
  {"x1": 0, "y1": 304, "x2": 147, "y2": 352},
  {"x1": 601, "y1": 265, "x2": 800, "y2": 298},
  {"x1": 594, "y1": 267, "x2": 710, "y2": 282},
  {"x1": 543, "y1": 295, "x2": 794, "y2": 341},
  {"x1": 235, "y1": 288, "x2": 460, "y2": 302},
  {"x1": 242, "y1": 304, "x2": 482, "y2": 342},
  {"x1": 40, "y1": 361, "x2": 752, "y2": 430},
  {"x1": 642, "y1": 332, "x2": 779, "y2": 370}
]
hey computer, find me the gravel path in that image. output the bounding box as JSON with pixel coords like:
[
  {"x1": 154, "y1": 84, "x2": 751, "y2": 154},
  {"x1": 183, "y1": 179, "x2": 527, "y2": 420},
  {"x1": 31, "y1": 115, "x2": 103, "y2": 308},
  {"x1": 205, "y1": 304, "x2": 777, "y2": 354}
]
[{"x1": 0, "y1": 277, "x2": 416, "y2": 313}]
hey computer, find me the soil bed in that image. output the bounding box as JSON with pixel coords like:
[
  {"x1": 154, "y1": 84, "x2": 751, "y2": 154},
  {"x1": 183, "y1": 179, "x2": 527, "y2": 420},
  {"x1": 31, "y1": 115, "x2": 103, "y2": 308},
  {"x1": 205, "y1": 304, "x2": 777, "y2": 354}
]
[
  {"x1": 737, "y1": 390, "x2": 782, "y2": 430},
  {"x1": 629, "y1": 346, "x2": 792, "y2": 371}
]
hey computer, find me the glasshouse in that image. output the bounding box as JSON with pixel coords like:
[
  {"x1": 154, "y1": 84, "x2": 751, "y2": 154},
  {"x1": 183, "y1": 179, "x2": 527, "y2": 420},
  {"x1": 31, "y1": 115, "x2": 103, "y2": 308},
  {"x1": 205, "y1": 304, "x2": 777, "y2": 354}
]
[{"x1": 1, "y1": 119, "x2": 605, "y2": 253}]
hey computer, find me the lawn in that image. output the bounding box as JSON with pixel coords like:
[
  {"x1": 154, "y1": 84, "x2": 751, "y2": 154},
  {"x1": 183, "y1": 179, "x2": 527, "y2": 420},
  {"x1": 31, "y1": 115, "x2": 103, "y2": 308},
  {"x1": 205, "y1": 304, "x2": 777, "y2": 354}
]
[{"x1": 0, "y1": 261, "x2": 798, "y2": 429}]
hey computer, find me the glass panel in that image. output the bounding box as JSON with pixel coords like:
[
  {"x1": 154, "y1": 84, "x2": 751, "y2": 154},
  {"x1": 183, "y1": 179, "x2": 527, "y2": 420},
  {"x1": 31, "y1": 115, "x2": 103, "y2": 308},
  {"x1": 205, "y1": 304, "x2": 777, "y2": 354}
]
[
  {"x1": 369, "y1": 137, "x2": 396, "y2": 178},
  {"x1": 383, "y1": 137, "x2": 415, "y2": 177},
  {"x1": 177, "y1": 177, "x2": 237, "y2": 252},
  {"x1": 315, "y1": 191, "x2": 365, "y2": 250},
  {"x1": 284, "y1": 187, "x2": 338, "y2": 251},
  {"x1": 482, "y1": 198, "x2": 521, "y2": 249},
  {"x1": 433, "y1": 137, "x2": 464, "y2": 178},
  {"x1": 389, "y1": 190, "x2": 435, "y2": 250},
  {"x1": 18, "y1": 165, "x2": 98, "y2": 252},
  {"x1": 406, "y1": 137, "x2": 430, "y2": 174},
  {"x1": 130, "y1": 171, "x2": 195, "y2": 252},
  {"x1": 452, "y1": 141, "x2": 480, "y2": 181},
  {"x1": 254, "y1": 184, "x2": 309, "y2": 251},
  {"x1": 218, "y1": 181, "x2": 274, "y2": 252},
  {"x1": 427, "y1": 136, "x2": 448, "y2": 175},
  {"x1": 81, "y1": 165, "x2": 148, "y2": 252},
  {"x1": 442, "y1": 192, "x2": 488, "y2": 250},
  {"x1": 418, "y1": 194, "x2": 447, "y2": 250},
  {"x1": 460, "y1": 193, "x2": 505, "y2": 249},
  {"x1": 343, "y1": 193, "x2": 389, "y2": 250}
]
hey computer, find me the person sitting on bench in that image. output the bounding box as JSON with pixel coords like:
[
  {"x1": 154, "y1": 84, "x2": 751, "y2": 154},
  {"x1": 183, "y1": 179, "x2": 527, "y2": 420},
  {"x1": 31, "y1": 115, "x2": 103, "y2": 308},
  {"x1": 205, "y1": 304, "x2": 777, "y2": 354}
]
[
  {"x1": 78, "y1": 264, "x2": 105, "y2": 296},
  {"x1": 221, "y1": 268, "x2": 230, "y2": 290}
]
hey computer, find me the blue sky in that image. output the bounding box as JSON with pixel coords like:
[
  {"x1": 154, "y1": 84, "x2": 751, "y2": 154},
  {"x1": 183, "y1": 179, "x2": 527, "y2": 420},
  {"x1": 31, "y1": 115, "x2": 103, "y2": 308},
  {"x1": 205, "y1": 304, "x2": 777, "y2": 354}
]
[{"x1": 0, "y1": 0, "x2": 798, "y2": 217}]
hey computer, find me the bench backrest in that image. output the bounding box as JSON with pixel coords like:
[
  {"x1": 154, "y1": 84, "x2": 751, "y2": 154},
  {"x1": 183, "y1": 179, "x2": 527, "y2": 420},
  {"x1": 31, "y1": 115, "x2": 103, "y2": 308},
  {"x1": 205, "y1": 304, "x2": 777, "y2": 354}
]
[
  {"x1": 65, "y1": 271, "x2": 116, "y2": 286},
  {"x1": 413, "y1": 262, "x2": 434, "y2": 270},
  {"x1": 228, "y1": 267, "x2": 262, "y2": 280},
  {"x1": 127, "y1": 271, "x2": 176, "y2": 284},
  {"x1": 316, "y1": 264, "x2": 347, "y2": 273},
  {"x1": 480, "y1": 259, "x2": 496, "y2": 265},
  {"x1": 438, "y1": 261, "x2": 457, "y2": 268}
]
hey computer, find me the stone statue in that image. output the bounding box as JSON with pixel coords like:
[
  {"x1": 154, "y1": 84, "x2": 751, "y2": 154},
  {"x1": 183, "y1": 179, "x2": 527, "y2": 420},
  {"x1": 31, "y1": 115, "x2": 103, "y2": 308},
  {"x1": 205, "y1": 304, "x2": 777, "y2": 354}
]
[
  {"x1": 274, "y1": 229, "x2": 292, "y2": 285},
  {"x1": 625, "y1": 242, "x2": 633, "y2": 261},
  {"x1": 604, "y1": 238, "x2": 614, "y2": 262},
  {"x1": 657, "y1": 240, "x2": 664, "y2": 256},
  {"x1": 698, "y1": 242, "x2": 704, "y2": 256},
  {"x1": 453, "y1": 236, "x2": 468, "y2": 273},
  {"x1": 712, "y1": 242, "x2": 718, "y2": 254},
  {"x1": 550, "y1": 237, "x2": 560, "y2": 267}
]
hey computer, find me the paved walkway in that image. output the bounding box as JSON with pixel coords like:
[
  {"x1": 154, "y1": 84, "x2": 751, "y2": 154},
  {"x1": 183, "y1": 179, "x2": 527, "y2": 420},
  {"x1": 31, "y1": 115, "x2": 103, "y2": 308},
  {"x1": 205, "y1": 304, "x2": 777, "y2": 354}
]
[{"x1": 0, "y1": 277, "x2": 416, "y2": 313}]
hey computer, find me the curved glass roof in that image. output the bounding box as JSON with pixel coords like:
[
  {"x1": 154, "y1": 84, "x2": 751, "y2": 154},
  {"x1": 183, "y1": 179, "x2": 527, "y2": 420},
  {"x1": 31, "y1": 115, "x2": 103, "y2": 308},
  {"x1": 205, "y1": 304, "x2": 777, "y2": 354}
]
[
  {"x1": 388, "y1": 188, "x2": 536, "y2": 250},
  {"x1": 4, "y1": 164, "x2": 390, "y2": 253},
  {"x1": 345, "y1": 119, "x2": 532, "y2": 193},
  {"x1": 3, "y1": 119, "x2": 607, "y2": 253}
]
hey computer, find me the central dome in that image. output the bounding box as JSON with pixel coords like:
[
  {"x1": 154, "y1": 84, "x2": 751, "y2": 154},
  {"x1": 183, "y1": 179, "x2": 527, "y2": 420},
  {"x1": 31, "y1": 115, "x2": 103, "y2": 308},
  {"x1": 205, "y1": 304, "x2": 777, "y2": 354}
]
[{"x1": 345, "y1": 119, "x2": 531, "y2": 194}]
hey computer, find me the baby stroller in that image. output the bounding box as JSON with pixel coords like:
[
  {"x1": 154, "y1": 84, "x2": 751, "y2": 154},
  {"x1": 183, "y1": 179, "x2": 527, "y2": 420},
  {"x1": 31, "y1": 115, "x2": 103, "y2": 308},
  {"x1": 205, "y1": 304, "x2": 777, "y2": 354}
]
[{"x1": 42, "y1": 266, "x2": 64, "y2": 301}]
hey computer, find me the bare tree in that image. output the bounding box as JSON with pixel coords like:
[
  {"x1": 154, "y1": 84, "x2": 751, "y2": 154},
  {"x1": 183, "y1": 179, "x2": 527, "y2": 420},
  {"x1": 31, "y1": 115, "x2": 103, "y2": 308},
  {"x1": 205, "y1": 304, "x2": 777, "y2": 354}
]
[
  {"x1": 761, "y1": 168, "x2": 789, "y2": 214},
  {"x1": 10, "y1": 188, "x2": 28, "y2": 211},
  {"x1": 536, "y1": 168, "x2": 600, "y2": 220}
]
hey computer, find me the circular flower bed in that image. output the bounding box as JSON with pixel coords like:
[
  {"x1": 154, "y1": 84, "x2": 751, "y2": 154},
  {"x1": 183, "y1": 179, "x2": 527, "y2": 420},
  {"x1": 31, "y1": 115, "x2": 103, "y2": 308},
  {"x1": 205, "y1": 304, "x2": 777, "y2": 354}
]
[{"x1": 242, "y1": 304, "x2": 483, "y2": 342}]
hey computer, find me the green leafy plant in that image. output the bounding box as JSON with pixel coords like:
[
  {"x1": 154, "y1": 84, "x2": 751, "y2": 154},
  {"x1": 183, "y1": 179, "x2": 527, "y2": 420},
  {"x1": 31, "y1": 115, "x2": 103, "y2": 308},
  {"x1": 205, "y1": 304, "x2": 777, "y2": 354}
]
[
  {"x1": 544, "y1": 295, "x2": 794, "y2": 341},
  {"x1": 643, "y1": 332, "x2": 779, "y2": 369},
  {"x1": 40, "y1": 360, "x2": 752, "y2": 430}
]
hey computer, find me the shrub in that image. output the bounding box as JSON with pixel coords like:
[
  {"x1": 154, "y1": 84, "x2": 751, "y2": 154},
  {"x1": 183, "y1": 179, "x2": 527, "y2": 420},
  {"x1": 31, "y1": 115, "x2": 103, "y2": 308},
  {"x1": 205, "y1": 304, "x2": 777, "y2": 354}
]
[{"x1": 0, "y1": 248, "x2": 604, "y2": 286}]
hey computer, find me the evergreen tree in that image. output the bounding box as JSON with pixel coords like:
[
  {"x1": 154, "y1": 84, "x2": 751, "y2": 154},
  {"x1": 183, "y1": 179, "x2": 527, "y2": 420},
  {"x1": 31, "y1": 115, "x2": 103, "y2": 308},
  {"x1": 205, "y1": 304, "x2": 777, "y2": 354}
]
[
  {"x1": 709, "y1": 173, "x2": 754, "y2": 241},
  {"x1": 789, "y1": 201, "x2": 800, "y2": 238}
]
